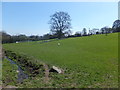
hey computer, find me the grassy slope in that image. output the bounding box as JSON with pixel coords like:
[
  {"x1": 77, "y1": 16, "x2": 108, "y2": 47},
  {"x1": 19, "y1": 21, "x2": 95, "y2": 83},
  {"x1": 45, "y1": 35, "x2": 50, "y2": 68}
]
[
  {"x1": 0, "y1": 60, "x2": 2, "y2": 86},
  {"x1": 3, "y1": 33, "x2": 118, "y2": 88},
  {"x1": 2, "y1": 58, "x2": 18, "y2": 86}
]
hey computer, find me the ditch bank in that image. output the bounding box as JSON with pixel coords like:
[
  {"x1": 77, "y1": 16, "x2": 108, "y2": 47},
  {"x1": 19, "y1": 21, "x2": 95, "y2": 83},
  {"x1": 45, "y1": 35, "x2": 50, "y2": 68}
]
[
  {"x1": 5, "y1": 57, "x2": 28, "y2": 83},
  {"x1": 3, "y1": 49, "x2": 64, "y2": 84},
  {"x1": 4, "y1": 50, "x2": 45, "y2": 77}
]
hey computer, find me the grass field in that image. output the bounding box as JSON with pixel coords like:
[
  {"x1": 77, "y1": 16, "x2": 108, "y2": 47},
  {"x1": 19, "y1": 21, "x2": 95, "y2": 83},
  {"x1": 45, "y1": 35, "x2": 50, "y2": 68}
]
[
  {"x1": 0, "y1": 60, "x2": 2, "y2": 86},
  {"x1": 2, "y1": 58, "x2": 18, "y2": 86},
  {"x1": 3, "y1": 33, "x2": 118, "y2": 88}
]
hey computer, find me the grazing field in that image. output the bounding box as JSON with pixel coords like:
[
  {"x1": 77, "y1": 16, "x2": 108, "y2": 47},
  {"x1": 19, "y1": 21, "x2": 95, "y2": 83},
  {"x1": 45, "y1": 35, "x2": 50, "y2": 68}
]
[
  {"x1": 3, "y1": 33, "x2": 118, "y2": 88},
  {"x1": 2, "y1": 58, "x2": 18, "y2": 87},
  {"x1": 0, "y1": 60, "x2": 2, "y2": 86}
]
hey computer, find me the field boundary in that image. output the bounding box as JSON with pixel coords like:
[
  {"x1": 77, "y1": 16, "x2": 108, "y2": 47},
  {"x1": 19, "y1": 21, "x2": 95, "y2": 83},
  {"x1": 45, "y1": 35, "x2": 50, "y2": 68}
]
[
  {"x1": 3, "y1": 49, "x2": 46, "y2": 76},
  {"x1": 3, "y1": 49, "x2": 65, "y2": 85}
]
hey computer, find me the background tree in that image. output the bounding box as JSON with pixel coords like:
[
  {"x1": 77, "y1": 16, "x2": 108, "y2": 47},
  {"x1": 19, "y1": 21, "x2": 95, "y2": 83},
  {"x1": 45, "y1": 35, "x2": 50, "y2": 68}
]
[
  {"x1": 112, "y1": 20, "x2": 120, "y2": 32},
  {"x1": 49, "y1": 11, "x2": 71, "y2": 39},
  {"x1": 100, "y1": 26, "x2": 111, "y2": 36},
  {"x1": 74, "y1": 31, "x2": 81, "y2": 37},
  {"x1": 42, "y1": 33, "x2": 51, "y2": 40},
  {"x1": 88, "y1": 29, "x2": 93, "y2": 35},
  {"x1": 1, "y1": 31, "x2": 11, "y2": 43},
  {"x1": 100, "y1": 28, "x2": 105, "y2": 34},
  {"x1": 92, "y1": 28, "x2": 99, "y2": 34},
  {"x1": 18, "y1": 34, "x2": 28, "y2": 41},
  {"x1": 82, "y1": 28, "x2": 87, "y2": 36},
  {"x1": 64, "y1": 30, "x2": 72, "y2": 37},
  {"x1": 29, "y1": 35, "x2": 41, "y2": 41}
]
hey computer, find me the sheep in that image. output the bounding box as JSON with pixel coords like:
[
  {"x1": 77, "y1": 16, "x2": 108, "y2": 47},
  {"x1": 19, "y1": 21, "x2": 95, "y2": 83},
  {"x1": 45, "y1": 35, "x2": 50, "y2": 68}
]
[
  {"x1": 16, "y1": 41, "x2": 19, "y2": 43},
  {"x1": 58, "y1": 43, "x2": 60, "y2": 46}
]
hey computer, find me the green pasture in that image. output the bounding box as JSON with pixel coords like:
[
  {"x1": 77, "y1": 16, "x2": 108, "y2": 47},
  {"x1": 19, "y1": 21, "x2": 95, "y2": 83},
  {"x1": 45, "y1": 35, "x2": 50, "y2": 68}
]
[
  {"x1": 2, "y1": 58, "x2": 18, "y2": 86},
  {"x1": 0, "y1": 60, "x2": 2, "y2": 85},
  {"x1": 3, "y1": 33, "x2": 118, "y2": 88}
]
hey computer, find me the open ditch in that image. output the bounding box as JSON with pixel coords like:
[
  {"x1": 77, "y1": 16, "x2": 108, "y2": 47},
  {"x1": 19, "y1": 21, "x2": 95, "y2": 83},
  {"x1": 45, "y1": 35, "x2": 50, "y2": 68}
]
[
  {"x1": 3, "y1": 49, "x2": 64, "y2": 85},
  {"x1": 5, "y1": 56, "x2": 28, "y2": 83}
]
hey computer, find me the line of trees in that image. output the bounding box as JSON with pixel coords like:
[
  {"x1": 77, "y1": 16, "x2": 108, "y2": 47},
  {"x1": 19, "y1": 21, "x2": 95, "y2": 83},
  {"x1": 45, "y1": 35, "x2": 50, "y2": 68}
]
[
  {"x1": 1, "y1": 11, "x2": 120, "y2": 44},
  {"x1": 1, "y1": 32, "x2": 55, "y2": 44},
  {"x1": 1, "y1": 32, "x2": 40, "y2": 43},
  {"x1": 49, "y1": 11, "x2": 120, "y2": 39}
]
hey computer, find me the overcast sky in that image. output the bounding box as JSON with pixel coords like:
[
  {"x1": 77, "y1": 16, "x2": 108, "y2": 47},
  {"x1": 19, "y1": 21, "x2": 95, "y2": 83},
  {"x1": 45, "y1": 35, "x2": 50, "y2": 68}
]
[{"x1": 2, "y1": 2, "x2": 118, "y2": 36}]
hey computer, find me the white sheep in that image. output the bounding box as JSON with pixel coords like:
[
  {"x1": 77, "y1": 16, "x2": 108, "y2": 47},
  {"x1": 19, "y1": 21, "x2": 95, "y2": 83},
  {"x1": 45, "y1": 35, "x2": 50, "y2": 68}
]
[
  {"x1": 58, "y1": 43, "x2": 60, "y2": 46},
  {"x1": 16, "y1": 41, "x2": 19, "y2": 43}
]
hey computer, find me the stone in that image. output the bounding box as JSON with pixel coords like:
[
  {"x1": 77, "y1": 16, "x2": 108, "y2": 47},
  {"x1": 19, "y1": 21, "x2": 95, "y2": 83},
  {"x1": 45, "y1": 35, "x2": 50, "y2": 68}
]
[{"x1": 49, "y1": 66, "x2": 62, "y2": 74}]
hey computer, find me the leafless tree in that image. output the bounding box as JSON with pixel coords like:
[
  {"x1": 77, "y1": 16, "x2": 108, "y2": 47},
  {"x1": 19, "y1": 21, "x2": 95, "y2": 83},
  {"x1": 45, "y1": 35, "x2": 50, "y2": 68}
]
[{"x1": 49, "y1": 11, "x2": 71, "y2": 39}]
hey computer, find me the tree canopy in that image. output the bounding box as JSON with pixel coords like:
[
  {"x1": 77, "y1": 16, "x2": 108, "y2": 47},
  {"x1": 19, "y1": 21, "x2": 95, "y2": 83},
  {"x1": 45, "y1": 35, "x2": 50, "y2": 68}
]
[
  {"x1": 49, "y1": 11, "x2": 71, "y2": 39},
  {"x1": 112, "y1": 20, "x2": 120, "y2": 32}
]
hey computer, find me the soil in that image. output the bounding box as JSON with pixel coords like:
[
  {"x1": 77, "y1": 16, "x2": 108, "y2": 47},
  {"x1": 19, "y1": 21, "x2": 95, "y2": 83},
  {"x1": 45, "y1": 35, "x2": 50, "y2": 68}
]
[
  {"x1": 43, "y1": 64, "x2": 49, "y2": 83},
  {"x1": 1, "y1": 85, "x2": 17, "y2": 89}
]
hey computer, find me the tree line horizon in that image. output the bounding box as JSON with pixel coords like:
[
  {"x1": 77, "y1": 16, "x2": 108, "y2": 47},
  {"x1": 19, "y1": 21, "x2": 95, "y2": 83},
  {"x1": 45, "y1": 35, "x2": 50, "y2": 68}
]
[{"x1": 1, "y1": 11, "x2": 120, "y2": 43}]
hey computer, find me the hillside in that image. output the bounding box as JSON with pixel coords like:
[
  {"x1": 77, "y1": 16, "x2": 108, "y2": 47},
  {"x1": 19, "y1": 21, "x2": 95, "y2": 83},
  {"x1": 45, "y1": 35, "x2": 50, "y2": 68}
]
[{"x1": 3, "y1": 33, "x2": 118, "y2": 88}]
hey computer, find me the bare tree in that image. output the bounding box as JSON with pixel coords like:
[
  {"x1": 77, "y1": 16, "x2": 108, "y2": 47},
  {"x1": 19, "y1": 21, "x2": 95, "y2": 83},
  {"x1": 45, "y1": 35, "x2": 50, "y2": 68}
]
[
  {"x1": 64, "y1": 30, "x2": 72, "y2": 37},
  {"x1": 82, "y1": 28, "x2": 87, "y2": 35},
  {"x1": 75, "y1": 31, "x2": 81, "y2": 37},
  {"x1": 49, "y1": 11, "x2": 71, "y2": 39},
  {"x1": 112, "y1": 20, "x2": 120, "y2": 32},
  {"x1": 101, "y1": 26, "x2": 111, "y2": 36}
]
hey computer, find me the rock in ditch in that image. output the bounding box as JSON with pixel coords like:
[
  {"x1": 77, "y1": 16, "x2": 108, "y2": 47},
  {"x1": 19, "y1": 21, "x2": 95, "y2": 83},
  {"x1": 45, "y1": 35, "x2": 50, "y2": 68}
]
[{"x1": 49, "y1": 66, "x2": 62, "y2": 74}]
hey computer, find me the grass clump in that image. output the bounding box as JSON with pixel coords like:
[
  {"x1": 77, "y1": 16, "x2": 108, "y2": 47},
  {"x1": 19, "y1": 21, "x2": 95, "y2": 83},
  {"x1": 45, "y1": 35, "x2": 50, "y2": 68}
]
[{"x1": 2, "y1": 58, "x2": 18, "y2": 86}]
